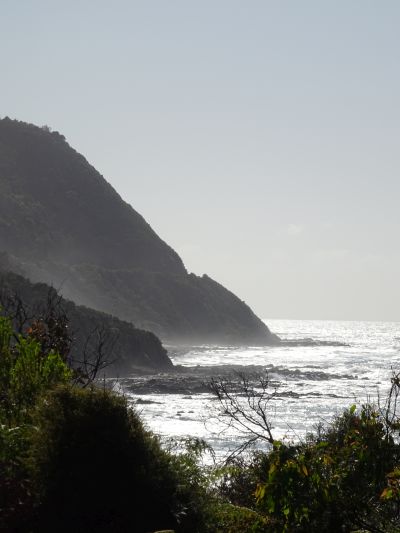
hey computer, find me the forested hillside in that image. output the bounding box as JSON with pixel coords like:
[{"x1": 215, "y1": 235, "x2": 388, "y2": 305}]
[
  {"x1": 0, "y1": 118, "x2": 278, "y2": 344},
  {"x1": 0, "y1": 261, "x2": 172, "y2": 373}
]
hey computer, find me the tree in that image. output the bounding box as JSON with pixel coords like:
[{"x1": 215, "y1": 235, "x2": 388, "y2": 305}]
[
  {"x1": 209, "y1": 371, "x2": 278, "y2": 459},
  {"x1": 0, "y1": 287, "x2": 115, "y2": 386}
]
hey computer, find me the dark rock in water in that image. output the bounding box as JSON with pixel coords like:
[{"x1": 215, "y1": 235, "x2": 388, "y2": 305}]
[
  {"x1": 0, "y1": 118, "x2": 278, "y2": 346},
  {"x1": 0, "y1": 267, "x2": 172, "y2": 373},
  {"x1": 115, "y1": 361, "x2": 356, "y2": 396},
  {"x1": 279, "y1": 338, "x2": 349, "y2": 347}
]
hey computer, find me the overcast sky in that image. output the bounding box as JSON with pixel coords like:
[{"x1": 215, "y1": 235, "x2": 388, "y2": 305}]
[{"x1": 1, "y1": 1, "x2": 399, "y2": 321}]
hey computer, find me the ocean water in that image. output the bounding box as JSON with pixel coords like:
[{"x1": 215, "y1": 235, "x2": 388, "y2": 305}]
[{"x1": 118, "y1": 319, "x2": 400, "y2": 458}]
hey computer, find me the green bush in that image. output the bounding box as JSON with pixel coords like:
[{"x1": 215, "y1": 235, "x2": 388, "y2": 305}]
[
  {"x1": 253, "y1": 405, "x2": 400, "y2": 532},
  {"x1": 0, "y1": 308, "x2": 210, "y2": 532},
  {"x1": 216, "y1": 453, "x2": 270, "y2": 510},
  {"x1": 0, "y1": 312, "x2": 72, "y2": 531},
  {"x1": 0, "y1": 424, "x2": 35, "y2": 532},
  {"x1": 28, "y1": 385, "x2": 208, "y2": 533},
  {"x1": 0, "y1": 314, "x2": 71, "y2": 426},
  {"x1": 208, "y1": 502, "x2": 272, "y2": 533}
]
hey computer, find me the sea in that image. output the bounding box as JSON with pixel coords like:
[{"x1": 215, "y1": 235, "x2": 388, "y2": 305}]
[{"x1": 117, "y1": 319, "x2": 400, "y2": 459}]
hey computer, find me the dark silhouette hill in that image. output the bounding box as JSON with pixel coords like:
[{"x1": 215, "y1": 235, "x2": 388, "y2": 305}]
[
  {"x1": 0, "y1": 260, "x2": 172, "y2": 373},
  {"x1": 0, "y1": 117, "x2": 278, "y2": 345}
]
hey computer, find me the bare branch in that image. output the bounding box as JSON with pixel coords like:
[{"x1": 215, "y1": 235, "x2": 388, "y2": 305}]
[
  {"x1": 208, "y1": 371, "x2": 278, "y2": 459},
  {"x1": 71, "y1": 324, "x2": 118, "y2": 387},
  {"x1": 0, "y1": 286, "x2": 117, "y2": 387}
]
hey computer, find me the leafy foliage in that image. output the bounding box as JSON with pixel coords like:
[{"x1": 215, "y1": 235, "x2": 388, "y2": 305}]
[
  {"x1": 253, "y1": 404, "x2": 400, "y2": 531},
  {"x1": 0, "y1": 424, "x2": 35, "y2": 531},
  {"x1": 0, "y1": 312, "x2": 72, "y2": 530},
  {"x1": 0, "y1": 314, "x2": 71, "y2": 426},
  {"x1": 208, "y1": 502, "x2": 272, "y2": 533},
  {"x1": 29, "y1": 386, "x2": 209, "y2": 533},
  {"x1": 0, "y1": 306, "x2": 210, "y2": 533},
  {"x1": 210, "y1": 371, "x2": 400, "y2": 532}
]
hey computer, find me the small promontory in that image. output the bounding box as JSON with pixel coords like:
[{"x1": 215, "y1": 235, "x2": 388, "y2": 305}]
[{"x1": 0, "y1": 263, "x2": 172, "y2": 373}]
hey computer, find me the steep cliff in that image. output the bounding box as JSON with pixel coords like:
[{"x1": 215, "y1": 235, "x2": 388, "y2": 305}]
[{"x1": 0, "y1": 118, "x2": 278, "y2": 345}]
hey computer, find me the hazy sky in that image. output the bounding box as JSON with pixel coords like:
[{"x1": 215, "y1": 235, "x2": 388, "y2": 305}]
[{"x1": 1, "y1": 1, "x2": 400, "y2": 321}]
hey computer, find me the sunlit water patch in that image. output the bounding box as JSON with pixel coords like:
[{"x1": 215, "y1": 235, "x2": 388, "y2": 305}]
[{"x1": 116, "y1": 319, "x2": 400, "y2": 458}]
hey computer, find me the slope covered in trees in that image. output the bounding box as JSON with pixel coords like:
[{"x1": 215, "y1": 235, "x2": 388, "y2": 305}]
[
  {"x1": 0, "y1": 262, "x2": 172, "y2": 373},
  {"x1": 0, "y1": 117, "x2": 278, "y2": 344}
]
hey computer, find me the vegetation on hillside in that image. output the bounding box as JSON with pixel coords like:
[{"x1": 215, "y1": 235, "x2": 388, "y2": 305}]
[
  {"x1": 0, "y1": 117, "x2": 277, "y2": 344},
  {"x1": 0, "y1": 263, "x2": 172, "y2": 372},
  {"x1": 1, "y1": 297, "x2": 399, "y2": 532},
  {"x1": 0, "y1": 305, "x2": 210, "y2": 532}
]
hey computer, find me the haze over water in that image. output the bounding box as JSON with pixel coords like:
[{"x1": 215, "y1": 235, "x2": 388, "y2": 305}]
[{"x1": 120, "y1": 319, "x2": 400, "y2": 457}]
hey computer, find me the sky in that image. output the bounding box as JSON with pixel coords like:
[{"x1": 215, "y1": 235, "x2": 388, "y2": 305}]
[{"x1": 1, "y1": 1, "x2": 400, "y2": 321}]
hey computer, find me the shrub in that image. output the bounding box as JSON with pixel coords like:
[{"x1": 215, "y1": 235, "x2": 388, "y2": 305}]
[
  {"x1": 0, "y1": 424, "x2": 35, "y2": 532},
  {"x1": 254, "y1": 405, "x2": 400, "y2": 532},
  {"x1": 0, "y1": 314, "x2": 71, "y2": 426},
  {"x1": 28, "y1": 385, "x2": 208, "y2": 533},
  {"x1": 0, "y1": 313, "x2": 72, "y2": 531},
  {"x1": 0, "y1": 306, "x2": 210, "y2": 532},
  {"x1": 207, "y1": 502, "x2": 272, "y2": 533}
]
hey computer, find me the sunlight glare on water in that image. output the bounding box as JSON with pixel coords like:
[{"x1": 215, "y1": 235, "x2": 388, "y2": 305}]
[{"x1": 122, "y1": 319, "x2": 400, "y2": 458}]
